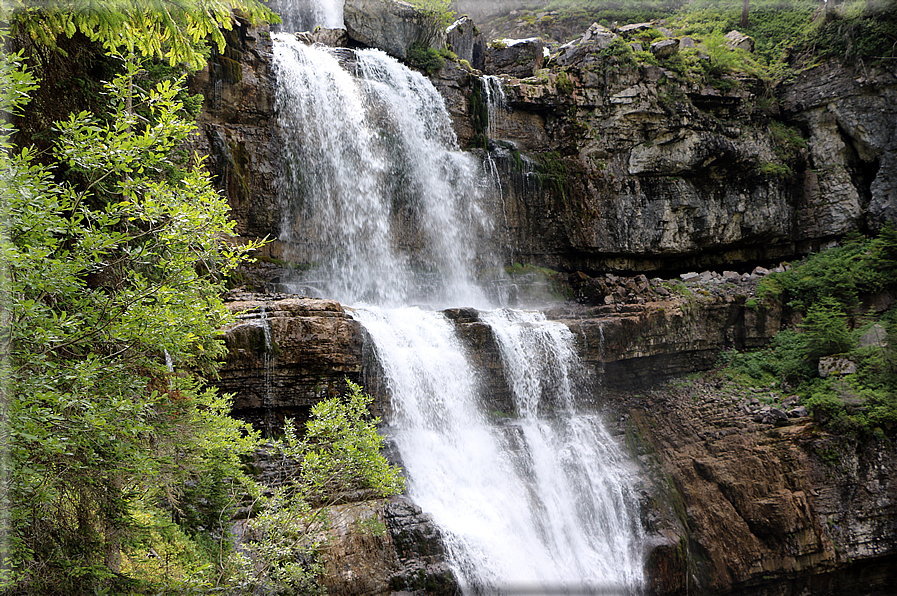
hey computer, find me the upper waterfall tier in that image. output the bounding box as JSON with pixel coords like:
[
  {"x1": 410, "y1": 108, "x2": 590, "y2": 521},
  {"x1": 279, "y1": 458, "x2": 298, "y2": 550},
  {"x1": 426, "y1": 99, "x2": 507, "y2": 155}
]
[{"x1": 273, "y1": 34, "x2": 498, "y2": 308}]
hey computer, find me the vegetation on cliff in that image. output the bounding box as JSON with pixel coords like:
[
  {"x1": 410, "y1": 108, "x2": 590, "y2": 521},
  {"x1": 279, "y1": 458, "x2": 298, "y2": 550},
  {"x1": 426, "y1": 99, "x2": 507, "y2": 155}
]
[
  {"x1": 481, "y1": 0, "x2": 897, "y2": 81},
  {"x1": 721, "y1": 226, "x2": 897, "y2": 437}
]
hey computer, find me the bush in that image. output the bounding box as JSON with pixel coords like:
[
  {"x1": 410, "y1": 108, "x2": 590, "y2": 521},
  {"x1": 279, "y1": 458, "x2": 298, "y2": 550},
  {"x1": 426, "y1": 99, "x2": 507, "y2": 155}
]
[{"x1": 408, "y1": 42, "x2": 447, "y2": 74}]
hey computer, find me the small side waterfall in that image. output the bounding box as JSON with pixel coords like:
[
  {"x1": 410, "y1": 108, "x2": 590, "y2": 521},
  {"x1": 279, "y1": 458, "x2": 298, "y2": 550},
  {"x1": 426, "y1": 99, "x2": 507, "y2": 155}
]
[
  {"x1": 482, "y1": 75, "x2": 508, "y2": 141},
  {"x1": 258, "y1": 306, "x2": 276, "y2": 435},
  {"x1": 272, "y1": 33, "x2": 644, "y2": 594}
]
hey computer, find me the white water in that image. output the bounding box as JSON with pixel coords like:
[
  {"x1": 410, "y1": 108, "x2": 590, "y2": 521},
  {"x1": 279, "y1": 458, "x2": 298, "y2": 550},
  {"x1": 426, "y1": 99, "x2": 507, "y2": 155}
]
[
  {"x1": 274, "y1": 35, "x2": 492, "y2": 308},
  {"x1": 272, "y1": 0, "x2": 344, "y2": 32},
  {"x1": 482, "y1": 75, "x2": 508, "y2": 141},
  {"x1": 273, "y1": 33, "x2": 644, "y2": 594}
]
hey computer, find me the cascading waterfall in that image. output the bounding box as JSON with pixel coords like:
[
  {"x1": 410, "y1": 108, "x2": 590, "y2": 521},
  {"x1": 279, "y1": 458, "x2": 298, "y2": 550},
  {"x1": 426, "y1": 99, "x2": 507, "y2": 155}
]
[
  {"x1": 273, "y1": 32, "x2": 644, "y2": 594},
  {"x1": 273, "y1": 34, "x2": 492, "y2": 307}
]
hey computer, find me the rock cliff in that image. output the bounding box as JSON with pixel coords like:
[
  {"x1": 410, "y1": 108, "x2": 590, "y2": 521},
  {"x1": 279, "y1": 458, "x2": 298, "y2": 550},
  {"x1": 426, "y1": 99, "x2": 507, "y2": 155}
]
[
  {"x1": 430, "y1": 49, "x2": 897, "y2": 274},
  {"x1": 193, "y1": 9, "x2": 897, "y2": 595},
  {"x1": 190, "y1": 16, "x2": 896, "y2": 278},
  {"x1": 216, "y1": 278, "x2": 896, "y2": 594}
]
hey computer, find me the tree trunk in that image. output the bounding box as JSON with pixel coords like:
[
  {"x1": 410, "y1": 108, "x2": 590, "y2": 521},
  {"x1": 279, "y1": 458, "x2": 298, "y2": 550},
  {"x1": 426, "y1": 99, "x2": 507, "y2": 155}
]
[{"x1": 741, "y1": 0, "x2": 750, "y2": 27}]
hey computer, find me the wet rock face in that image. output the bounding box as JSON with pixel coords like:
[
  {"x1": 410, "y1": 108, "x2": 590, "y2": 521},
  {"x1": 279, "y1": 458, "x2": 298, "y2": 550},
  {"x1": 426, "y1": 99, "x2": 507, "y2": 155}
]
[
  {"x1": 188, "y1": 19, "x2": 281, "y2": 241},
  {"x1": 217, "y1": 294, "x2": 364, "y2": 431}
]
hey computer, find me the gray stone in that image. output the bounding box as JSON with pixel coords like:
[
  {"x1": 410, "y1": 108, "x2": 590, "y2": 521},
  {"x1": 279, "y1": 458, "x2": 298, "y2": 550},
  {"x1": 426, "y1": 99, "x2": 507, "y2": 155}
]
[
  {"x1": 860, "y1": 323, "x2": 889, "y2": 348},
  {"x1": 724, "y1": 30, "x2": 755, "y2": 52},
  {"x1": 818, "y1": 356, "x2": 857, "y2": 378},
  {"x1": 344, "y1": 0, "x2": 446, "y2": 61},
  {"x1": 295, "y1": 27, "x2": 348, "y2": 47},
  {"x1": 650, "y1": 38, "x2": 679, "y2": 59},
  {"x1": 680, "y1": 272, "x2": 699, "y2": 281},
  {"x1": 680, "y1": 36, "x2": 696, "y2": 49},
  {"x1": 485, "y1": 38, "x2": 544, "y2": 77},
  {"x1": 752, "y1": 266, "x2": 770, "y2": 276},
  {"x1": 868, "y1": 151, "x2": 897, "y2": 231},
  {"x1": 788, "y1": 406, "x2": 809, "y2": 418},
  {"x1": 616, "y1": 22, "x2": 653, "y2": 36}
]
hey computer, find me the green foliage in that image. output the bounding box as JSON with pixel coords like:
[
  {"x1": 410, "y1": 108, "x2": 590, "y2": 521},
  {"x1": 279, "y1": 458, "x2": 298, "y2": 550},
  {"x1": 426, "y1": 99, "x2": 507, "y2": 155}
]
[
  {"x1": 801, "y1": 0, "x2": 897, "y2": 62},
  {"x1": 300, "y1": 381, "x2": 406, "y2": 503},
  {"x1": 0, "y1": 51, "x2": 265, "y2": 594},
  {"x1": 801, "y1": 296, "x2": 856, "y2": 357},
  {"x1": 5, "y1": 0, "x2": 279, "y2": 70},
  {"x1": 543, "y1": 0, "x2": 685, "y2": 30},
  {"x1": 758, "y1": 228, "x2": 897, "y2": 313},
  {"x1": 758, "y1": 162, "x2": 793, "y2": 178},
  {"x1": 404, "y1": 0, "x2": 456, "y2": 29},
  {"x1": 555, "y1": 69, "x2": 575, "y2": 94},
  {"x1": 408, "y1": 42, "x2": 448, "y2": 75},
  {"x1": 220, "y1": 382, "x2": 404, "y2": 595},
  {"x1": 768, "y1": 120, "x2": 807, "y2": 161},
  {"x1": 718, "y1": 227, "x2": 897, "y2": 438}
]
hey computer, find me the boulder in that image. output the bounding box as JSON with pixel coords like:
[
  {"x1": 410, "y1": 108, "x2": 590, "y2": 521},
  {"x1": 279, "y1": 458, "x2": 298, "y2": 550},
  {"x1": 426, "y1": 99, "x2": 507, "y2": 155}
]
[
  {"x1": 484, "y1": 38, "x2": 544, "y2": 77},
  {"x1": 650, "y1": 38, "x2": 679, "y2": 60},
  {"x1": 818, "y1": 356, "x2": 857, "y2": 378},
  {"x1": 446, "y1": 15, "x2": 486, "y2": 71},
  {"x1": 724, "y1": 30, "x2": 755, "y2": 52},
  {"x1": 558, "y1": 22, "x2": 615, "y2": 67},
  {"x1": 295, "y1": 27, "x2": 348, "y2": 47},
  {"x1": 860, "y1": 323, "x2": 889, "y2": 348},
  {"x1": 344, "y1": 0, "x2": 446, "y2": 61},
  {"x1": 616, "y1": 22, "x2": 654, "y2": 36}
]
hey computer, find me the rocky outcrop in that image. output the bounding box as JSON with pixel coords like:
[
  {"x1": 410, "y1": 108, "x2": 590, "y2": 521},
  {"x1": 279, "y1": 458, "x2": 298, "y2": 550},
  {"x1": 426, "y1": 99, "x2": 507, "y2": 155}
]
[
  {"x1": 188, "y1": 18, "x2": 281, "y2": 241},
  {"x1": 780, "y1": 61, "x2": 897, "y2": 233},
  {"x1": 549, "y1": 275, "x2": 782, "y2": 390},
  {"x1": 615, "y1": 376, "x2": 897, "y2": 595},
  {"x1": 191, "y1": 18, "x2": 897, "y2": 277},
  {"x1": 344, "y1": 0, "x2": 446, "y2": 61},
  {"x1": 215, "y1": 274, "x2": 777, "y2": 427},
  {"x1": 426, "y1": 22, "x2": 896, "y2": 275},
  {"x1": 483, "y1": 37, "x2": 544, "y2": 78},
  {"x1": 317, "y1": 497, "x2": 457, "y2": 596},
  {"x1": 446, "y1": 15, "x2": 486, "y2": 71},
  {"x1": 218, "y1": 295, "x2": 363, "y2": 430}
]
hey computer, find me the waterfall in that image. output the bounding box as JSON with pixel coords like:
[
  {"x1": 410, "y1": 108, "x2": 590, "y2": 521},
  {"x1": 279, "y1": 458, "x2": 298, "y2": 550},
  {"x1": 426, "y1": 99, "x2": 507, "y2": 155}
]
[
  {"x1": 273, "y1": 35, "x2": 492, "y2": 308},
  {"x1": 272, "y1": 0, "x2": 344, "y2": 33},
  {"x1": 352, "y1": 306, "x2": 643, "y2": 594},
  {"x1": 482, "y1": 75, "x2": 508, "y2": 141},
  {"x1": 258, "y1": 306, "x2": 276, "y2": 435},
  {"x1": 272, "y1": 33, "x2": 644, "y2": 594}
]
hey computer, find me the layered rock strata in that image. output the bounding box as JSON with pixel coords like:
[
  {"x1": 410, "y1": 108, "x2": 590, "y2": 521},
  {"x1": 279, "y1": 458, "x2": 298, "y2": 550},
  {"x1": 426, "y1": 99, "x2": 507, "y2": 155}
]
[
  {"x1": 216, "y1": 284, "x2": 896, "y2": 594},
  {"x1": 614, "y1": 376, "x2": 897, "y2": 595},
  {"x1": 190, "y1": 17, "x2": 897, "y2": 278}
]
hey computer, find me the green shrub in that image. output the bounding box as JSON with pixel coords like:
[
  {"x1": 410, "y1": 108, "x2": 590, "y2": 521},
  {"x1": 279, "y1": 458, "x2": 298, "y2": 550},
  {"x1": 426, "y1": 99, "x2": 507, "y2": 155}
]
[
  {"x1": 759, "y1": 162, "x2": 793, "y2": 178},
  {"x1": 407, "y1": 42, "x2": 446, "y2": 74}
]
